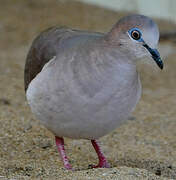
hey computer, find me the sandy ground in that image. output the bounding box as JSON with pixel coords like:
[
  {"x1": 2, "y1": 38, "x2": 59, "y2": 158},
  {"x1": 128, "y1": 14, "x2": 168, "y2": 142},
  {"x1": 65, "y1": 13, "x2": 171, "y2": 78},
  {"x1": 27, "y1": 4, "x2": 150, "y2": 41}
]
[{"x1": 0, "y1": 0, "x2": 176, "y2": 179}]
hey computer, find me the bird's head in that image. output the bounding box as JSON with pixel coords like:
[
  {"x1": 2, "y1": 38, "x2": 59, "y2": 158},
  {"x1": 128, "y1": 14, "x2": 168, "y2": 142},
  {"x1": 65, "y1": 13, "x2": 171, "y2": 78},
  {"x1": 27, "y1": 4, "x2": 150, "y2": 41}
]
[{"x1": 107, "y1": 14, "x2": 163, "y2": 69}]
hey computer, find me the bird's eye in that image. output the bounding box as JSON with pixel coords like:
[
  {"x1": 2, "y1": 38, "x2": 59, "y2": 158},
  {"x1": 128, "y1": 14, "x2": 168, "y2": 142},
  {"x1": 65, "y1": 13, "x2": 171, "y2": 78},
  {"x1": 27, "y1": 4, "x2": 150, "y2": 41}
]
[{"x1": 131, "y1": 30, "x2": 141, "y2": 40}]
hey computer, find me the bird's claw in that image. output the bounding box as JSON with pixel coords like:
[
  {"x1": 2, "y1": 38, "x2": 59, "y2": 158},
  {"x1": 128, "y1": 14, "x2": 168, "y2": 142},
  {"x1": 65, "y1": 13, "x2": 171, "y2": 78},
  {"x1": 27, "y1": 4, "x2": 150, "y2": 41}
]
[{"x1": 89, "y1": 161, "x2": 110, "y2": 168}]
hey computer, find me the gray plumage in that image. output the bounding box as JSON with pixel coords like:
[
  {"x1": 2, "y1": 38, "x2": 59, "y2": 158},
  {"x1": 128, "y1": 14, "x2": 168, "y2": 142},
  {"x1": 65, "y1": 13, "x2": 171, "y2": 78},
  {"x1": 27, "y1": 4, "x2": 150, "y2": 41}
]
[{"x1": 25, "y1": 14, "x2": 162, "y2": 140}]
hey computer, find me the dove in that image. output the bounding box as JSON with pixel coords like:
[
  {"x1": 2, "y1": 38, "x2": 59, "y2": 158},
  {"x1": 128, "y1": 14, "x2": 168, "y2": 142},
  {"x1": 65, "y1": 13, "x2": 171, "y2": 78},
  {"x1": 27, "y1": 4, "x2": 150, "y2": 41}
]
[{"x1": 25, "y1": 14, "x2": 163, "y2": 170}]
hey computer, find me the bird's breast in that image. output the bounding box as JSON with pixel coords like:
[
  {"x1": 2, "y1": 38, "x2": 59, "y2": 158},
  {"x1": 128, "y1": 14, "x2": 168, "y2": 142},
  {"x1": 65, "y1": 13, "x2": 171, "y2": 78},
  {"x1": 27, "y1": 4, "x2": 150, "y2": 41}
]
[{"x1": 26, "y1": 57, "x2": 141, "y2": 139}]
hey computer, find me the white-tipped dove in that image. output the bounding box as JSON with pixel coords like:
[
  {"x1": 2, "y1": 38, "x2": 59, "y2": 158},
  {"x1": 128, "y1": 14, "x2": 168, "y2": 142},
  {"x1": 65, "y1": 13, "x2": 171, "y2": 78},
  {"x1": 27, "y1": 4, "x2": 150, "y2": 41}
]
[{"x1": 25, "y1": 14, "x2": 163, "y2": 170}]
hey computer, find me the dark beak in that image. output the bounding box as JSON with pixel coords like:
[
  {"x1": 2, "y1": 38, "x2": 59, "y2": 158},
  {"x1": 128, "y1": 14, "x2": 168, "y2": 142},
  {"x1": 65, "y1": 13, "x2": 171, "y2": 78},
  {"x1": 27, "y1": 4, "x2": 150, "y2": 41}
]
[{"x1": 143, "y1": 44, "x2": 163, "y2": 69}]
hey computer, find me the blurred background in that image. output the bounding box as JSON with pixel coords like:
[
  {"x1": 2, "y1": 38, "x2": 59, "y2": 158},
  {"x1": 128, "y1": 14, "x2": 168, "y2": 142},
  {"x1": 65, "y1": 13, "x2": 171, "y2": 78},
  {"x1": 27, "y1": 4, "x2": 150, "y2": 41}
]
[
  {"x1": 0, "y1": 0, "x2": 176, "y2": 179},
  {"x1": 80, "y1": 0, "x2": 176, "y2": 23}
]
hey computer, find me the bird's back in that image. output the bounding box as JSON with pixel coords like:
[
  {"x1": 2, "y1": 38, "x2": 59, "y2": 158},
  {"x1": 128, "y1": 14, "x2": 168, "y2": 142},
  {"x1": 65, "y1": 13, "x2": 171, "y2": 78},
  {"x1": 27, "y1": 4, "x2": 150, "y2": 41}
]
[{"x1": 24, "y1": 27, "x2": 103, "y2": 91}]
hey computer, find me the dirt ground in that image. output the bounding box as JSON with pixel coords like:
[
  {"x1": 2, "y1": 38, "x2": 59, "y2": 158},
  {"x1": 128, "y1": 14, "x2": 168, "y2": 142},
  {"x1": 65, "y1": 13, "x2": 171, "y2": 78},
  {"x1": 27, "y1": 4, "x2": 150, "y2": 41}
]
[{"x1": 0, "y1": 0, "x2": 176, "y2": 179}]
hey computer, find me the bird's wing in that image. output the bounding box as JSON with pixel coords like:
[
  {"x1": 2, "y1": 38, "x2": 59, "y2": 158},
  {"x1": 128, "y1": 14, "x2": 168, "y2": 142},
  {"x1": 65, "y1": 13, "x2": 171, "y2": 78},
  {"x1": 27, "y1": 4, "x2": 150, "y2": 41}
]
[{"x1": 24, "y1": 27, "x2": 103, "y2": 91}]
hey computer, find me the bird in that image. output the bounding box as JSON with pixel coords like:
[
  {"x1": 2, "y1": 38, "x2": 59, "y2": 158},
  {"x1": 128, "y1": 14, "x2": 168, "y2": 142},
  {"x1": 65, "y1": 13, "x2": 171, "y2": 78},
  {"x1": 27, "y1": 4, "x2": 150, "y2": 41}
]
[{"x1": 24, "y1": 14, "x2": 163, "y2": 170}]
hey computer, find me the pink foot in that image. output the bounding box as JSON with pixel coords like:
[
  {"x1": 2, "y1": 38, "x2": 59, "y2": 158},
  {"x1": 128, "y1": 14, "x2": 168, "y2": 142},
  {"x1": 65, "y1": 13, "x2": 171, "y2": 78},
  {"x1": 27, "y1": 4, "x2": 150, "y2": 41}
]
[
  {"x1": 90, "y1": 161, "x2": 110, "y2": 168},
  {"x1": 55, "y1": 136, "x2": 72, "y2": 170},
  {"x1": 91, "y1": 140, "x2": 110, "y2": 168}
]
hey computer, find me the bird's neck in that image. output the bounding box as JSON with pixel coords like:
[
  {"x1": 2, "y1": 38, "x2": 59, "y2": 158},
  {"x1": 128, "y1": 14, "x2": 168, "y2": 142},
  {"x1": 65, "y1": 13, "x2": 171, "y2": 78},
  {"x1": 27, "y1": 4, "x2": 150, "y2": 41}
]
[
  {"x1": 92, "y1": 40, "x2": 138, "y2": 76},
  {"x1": 70, "y1": 41, "x2": 140, "y2": 98}
]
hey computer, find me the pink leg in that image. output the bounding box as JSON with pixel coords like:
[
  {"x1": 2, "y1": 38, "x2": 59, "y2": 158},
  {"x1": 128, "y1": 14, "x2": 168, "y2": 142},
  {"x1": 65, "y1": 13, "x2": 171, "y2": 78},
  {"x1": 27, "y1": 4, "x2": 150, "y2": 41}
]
[
  {"x1": 55, "y1": 136, "x2": 72, "y2": 170},
  {"x1": 91, "y1": 140, "x2": 110, "y2": 168}
]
